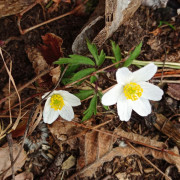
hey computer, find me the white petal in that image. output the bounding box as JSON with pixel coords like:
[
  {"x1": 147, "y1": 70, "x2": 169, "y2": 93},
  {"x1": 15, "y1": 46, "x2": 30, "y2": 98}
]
[
  {"x1": 59, "y1": 103, "x2": 74, "y2": 121},
  {"x1": 42, "y1": 90, "x2": 60, "y2": 99},
  {"x1": 43, "y1": 97, "x2": 59, "y2": 124},
  {"x1": 117, "y1": 94, "x2": 132, "y2": 121},
  {"x1": 139, "y1": 82, "x2": 163, "y2": 101},
  {"x1": 131, "y1": 97, "x2": 151, "y2": 116},
  {"x1": 132, "y1": 63, "x2": 157, "y2": 82},
  {"x1": 101, "y1": 84, "x2": 123, "y2": 106},
  {"x1": 57, "y1": 90, "x2": 81, "y2": 106},
  {"x1": 116, "y1": 67, "x2": 132, "y2": 85}
]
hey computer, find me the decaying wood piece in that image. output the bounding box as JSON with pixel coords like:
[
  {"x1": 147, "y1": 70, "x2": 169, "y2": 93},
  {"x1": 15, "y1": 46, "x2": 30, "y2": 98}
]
[
  {"x1": 0, "y1": 0, "x2": 36, "y2": 18},
  {"x1": 153, "y1": 113, "x2": 180, "y2": 148},
  {"x1": 93, "y1": 0, "x2": 142, "y2": 49}
]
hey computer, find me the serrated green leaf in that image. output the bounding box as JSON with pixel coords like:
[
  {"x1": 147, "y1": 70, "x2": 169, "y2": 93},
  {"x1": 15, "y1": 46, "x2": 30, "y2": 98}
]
[
  {"x1": 70, "y1": 68, "x2": 96, "y2": 82},
  {"x1": 87, "y1": 40, "x2": 99, "y2": 64},
  {"x1": 63, "y1": 65, "x2": 80, "y2": 77},
  {"x1": 82, "y1": 94, "x2": 97, "y2": 122},
  {"x1": 98, "y1": 50, "x2": 106, "y2": 66},
  {"x1": 69, "y1": 54, "x2": 95, "y2": 66},
  {"x1": 90, "y1": 75, "x2": 97, "y2": 83},
  {"x1": 123, "y1": 42, "x2": 142, "y2": 67},
  {"x1": 54, "y1": 55, "x2": 95, "y2": 66},
  {"x1": 98, "y1": 91, "x2": 109, "y2": 110},
  {"x1": 75, "y1": 89, "x2": 94, "y2": 100},
  {"x1": 111, "y1": 40, "x2": 122, "y2": 68}
]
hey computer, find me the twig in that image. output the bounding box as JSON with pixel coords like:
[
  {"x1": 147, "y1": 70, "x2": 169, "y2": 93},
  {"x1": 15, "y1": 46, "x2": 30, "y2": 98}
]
[
  {"x1": 161, "y1": 47, "x2": 167, "y2": 83},
  {"x1": 71, "y1": 121, "x2": 180, "y2": 157},
  {"x1": 18, "y1": 0, "x2": 88, "y2": 34},
  {"x1": 0, "y1": 68, "x2": 51, "y2": 106},
  {"x1": 126, "y1": 141, "x2": 171, "y2": 180},
  {"x1": 0, "y1": 65, "x2": 68, "y2": 177}
]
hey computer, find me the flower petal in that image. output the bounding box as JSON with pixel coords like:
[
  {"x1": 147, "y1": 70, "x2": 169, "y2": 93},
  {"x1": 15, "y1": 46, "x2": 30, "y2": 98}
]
[
  {"x1": 117, "y1": 94, "x2": 132, "y2": 121},
  {"x1": 42, "y1": 90, "x2": 60, "y2": 99},
  {"x1": 116, "y1": 67, "x2": 132, "y2": 85},
  {"x1": 43, "y1": 97, "x2": 59, "y2": 124},
  {"x1": 139, "y1": 82, "x2": 163, "y2": 101},
  {"x1": 102, "y1": 84, "x2": 123, "y2": 106},
  {"x1": 131, "y1": 97, "x2": 151, "y2": 116},
  {"x1": 59, "y1": 103, "x2": 74, "y2": 121},
  {"x1": 57, "y1": 90, "x2": 81, "y2": 106},
  {"x1": 132, "y1": 63, "x2": 157, "y2": 82}
]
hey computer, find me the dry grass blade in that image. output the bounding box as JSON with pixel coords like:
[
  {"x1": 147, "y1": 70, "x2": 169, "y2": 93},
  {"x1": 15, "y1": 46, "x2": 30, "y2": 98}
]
[{"x1": 0, "y1": 48, "x2": 22, "y2": 139}]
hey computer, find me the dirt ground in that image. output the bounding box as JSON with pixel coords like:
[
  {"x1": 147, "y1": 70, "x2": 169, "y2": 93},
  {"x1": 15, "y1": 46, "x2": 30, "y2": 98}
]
[{"x1": 0, "y1": 1, "x2": 180, "y2": 180}]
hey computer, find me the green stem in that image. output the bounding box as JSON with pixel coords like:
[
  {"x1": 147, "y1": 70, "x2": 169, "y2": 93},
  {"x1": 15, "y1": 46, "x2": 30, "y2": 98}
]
[{"x1": 105, "y1": 56, "x2": 180, "y2": 69}]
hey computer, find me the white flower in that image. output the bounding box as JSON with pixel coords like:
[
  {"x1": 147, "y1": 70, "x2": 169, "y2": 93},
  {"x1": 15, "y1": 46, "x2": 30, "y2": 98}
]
[
  {"x1": 42, "y1": 90, "x2": 81, "y2": 124},
  {"x1": 101, "y1": 63, "x2": 163, "y2": 121}
]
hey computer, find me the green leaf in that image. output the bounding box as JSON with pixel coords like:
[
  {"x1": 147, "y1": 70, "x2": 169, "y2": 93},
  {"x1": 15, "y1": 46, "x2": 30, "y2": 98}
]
[
  {"x1": 75, "y1": 89, "x2": 94, "y2": 100},
  {"x1": 69, "y1": 54, "x2": 95, "y2": 66},
  {"x1": 98, "y1": 91, "x2": 109, "y2": 110},
  {"x1": 111, "y1": 40, "x2": 122, "y2": 67},
  {"x1": 70, "y1": 68, "x2": 96, "y2": 82},
  {"x1": 123, "y1": 41, "x2": 142, "y2": 67},
  {"x1": 98, "y1": 50, "x2": 106, "y2": 66},
  {"x1": 63, "y1": 65, "x2": 80, "y2": 77},
  {"x1": 82, "y1": 94, "x2": 97, "y2": 122},
  {"x1": 54, "y1": 55, "x2": 95, "y2": 66},
  {"x1": 90, "y1": 75, "x2": 97, "y2": 83},
  {"x1": 87, "y1": 40, "x2": 99, "y2": 64}
]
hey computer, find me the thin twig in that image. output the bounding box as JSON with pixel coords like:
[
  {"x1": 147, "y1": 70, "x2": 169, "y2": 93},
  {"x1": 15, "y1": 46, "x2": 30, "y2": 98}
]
[
  {"x1": 126, "y1": 141, "x2": 171, "y2": 180},
  {"x1": 0, "y1": 65, "x2": 68, "y2": 177},
  {"x1": 18, "y1": 0, "x2": 88, "y2": 34}
]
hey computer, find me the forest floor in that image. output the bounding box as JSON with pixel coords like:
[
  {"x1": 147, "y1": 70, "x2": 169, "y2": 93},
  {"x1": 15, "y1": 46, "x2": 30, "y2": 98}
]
[{"x1": 0, "y1": 1, "x2": 180, "y2": 180}]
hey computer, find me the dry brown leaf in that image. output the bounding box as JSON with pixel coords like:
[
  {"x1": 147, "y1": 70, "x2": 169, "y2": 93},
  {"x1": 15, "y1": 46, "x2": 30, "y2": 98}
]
[
  {"x1": 114, "y1": 127, "x2": 165, "y2": 148},
  {"x1": 48, "y1": 118, "x2": 84, "y2": 150},
  {"x1": 71, "y1": 146, "x2": 180, "y2": 178},
  {"x1": 48, "y1": 119, "x2": 180, "y2": 179},
  {"x1": 26, "y1": 45, "x2": 61, "y2": 87},
  {"x1": 39, "y1": 33, "x2": 63, "y2": 65},
  {"x1": 0, "y1": 142, "x2": 27, "y2": 180},
  {"x1": 15, "y1": 171, "x2": 33, "y2": 180},
  {"x1": 49, "y1": 66, "x2": 61, "y2": 84},
  {"x1": 167, "y1": 83, "x2": 180, "y2": 101},
  {"x1": 11, "y1": 119, "x2": 27, "y2": 138},
  {"x1": 153, "y1": 113, "x2": 180, "y2": 148}
]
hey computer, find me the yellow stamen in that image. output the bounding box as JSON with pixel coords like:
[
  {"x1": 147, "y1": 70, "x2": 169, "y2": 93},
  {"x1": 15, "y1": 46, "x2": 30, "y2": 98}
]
[
  {"x1": 50, "y1": 94, "x2": 64, "y2": 111},
  {"x1": 123, "y1": 82, "x2": 143, "y2": 101}
]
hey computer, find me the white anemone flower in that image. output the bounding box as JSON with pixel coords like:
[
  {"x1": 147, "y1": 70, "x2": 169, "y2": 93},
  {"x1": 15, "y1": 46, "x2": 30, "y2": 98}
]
[
  {"x1": 102, "y1": 63, "x2": 163, "y2": 121},
  {"x1": 42, "y1": 90, "x2": 81, "y2": 124}
]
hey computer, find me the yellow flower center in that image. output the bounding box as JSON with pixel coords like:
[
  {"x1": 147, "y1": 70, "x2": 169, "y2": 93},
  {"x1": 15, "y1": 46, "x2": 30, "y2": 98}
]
[
  {"x1": 123, "y1": 82, "x2": 143, "y2": 101},
  {"x1": 50, "y1": 94, "x2": 64, "y2": 111}
]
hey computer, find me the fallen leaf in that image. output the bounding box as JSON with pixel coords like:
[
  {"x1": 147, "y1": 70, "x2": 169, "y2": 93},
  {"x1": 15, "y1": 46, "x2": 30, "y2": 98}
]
[
  {"x1": 153, "y1": 113, "x2": 180, "y2": 147},
  {"x1": 48, "y1": 119, "x2": 180, "y2": 179},
  {"x1": 15, "y1": 171, "x2": 33, "y2": 180},
  {"x1": 0, "y1": 142, "x2": 27, "y2": 180},
  {"x1": 39, "y1": 33, "x2": 63, "y2": 65},
  {"x1": 62, "y1": 155, "x2": 76, "y2": 170},
  {"x1": 167, "y1": 83, "x2": 180, "y2": 100},
  {"x1": 26, "y1": 45, "x2": 61, "y2": 87},
  {"x1": 11, "y1": 119, "x2": 27, "y2": 138}
]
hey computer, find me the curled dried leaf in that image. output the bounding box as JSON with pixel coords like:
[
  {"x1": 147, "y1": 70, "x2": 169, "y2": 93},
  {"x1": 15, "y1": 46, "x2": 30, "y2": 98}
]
[
  {"x1": 0, "y1": 142, "x2": 27, "y2": 180},
  {"x1": 39, "y1": 33, "x2": 63, "y2": 65},
  {"x1": 167, "y1": 83, "x2": 180, "y2": 100}
]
